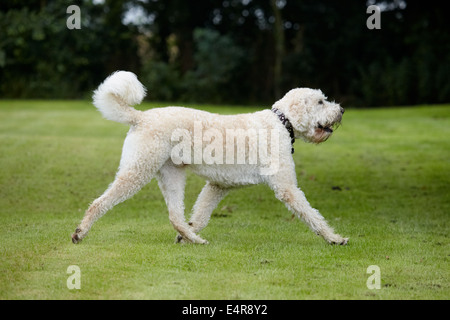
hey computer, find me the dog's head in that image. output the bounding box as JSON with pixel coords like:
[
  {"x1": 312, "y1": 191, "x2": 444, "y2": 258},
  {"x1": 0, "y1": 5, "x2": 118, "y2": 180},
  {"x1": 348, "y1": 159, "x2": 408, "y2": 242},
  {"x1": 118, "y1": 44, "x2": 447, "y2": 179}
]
[{"x1": 272, "y1": 88, "x2": 344, "y2": 144}]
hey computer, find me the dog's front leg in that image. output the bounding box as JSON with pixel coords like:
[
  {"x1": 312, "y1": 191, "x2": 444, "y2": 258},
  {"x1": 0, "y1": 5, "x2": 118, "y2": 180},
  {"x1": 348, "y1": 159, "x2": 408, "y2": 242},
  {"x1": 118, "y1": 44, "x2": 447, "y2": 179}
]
[{"x1": 272, "y1": 185, "x2": 348, "y2": 245}]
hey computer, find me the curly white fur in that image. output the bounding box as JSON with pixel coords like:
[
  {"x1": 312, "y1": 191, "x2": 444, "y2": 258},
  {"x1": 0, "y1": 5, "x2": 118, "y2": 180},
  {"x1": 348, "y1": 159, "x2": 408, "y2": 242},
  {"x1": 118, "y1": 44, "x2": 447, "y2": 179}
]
[
  {"x1": 72, "y1": 71, "x2": 348, "y2": 245},
  {"x1": 93, "y1": 71, "x2": 146, "y2": 124}
]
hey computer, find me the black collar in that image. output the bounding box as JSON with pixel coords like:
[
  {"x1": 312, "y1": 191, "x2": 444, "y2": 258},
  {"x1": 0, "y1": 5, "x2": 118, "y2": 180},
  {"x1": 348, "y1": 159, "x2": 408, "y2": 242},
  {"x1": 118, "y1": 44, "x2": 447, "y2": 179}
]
[{"x1": 272, "y1": 108, "x2": 295, "y2": 154}]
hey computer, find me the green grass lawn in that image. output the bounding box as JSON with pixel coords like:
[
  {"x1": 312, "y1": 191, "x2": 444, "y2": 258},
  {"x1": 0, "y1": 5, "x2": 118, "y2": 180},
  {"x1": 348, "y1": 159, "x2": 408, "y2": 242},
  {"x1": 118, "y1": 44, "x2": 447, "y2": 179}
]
[{"x1": 0, "y1": 100, "x2": 448, "y2": 300}]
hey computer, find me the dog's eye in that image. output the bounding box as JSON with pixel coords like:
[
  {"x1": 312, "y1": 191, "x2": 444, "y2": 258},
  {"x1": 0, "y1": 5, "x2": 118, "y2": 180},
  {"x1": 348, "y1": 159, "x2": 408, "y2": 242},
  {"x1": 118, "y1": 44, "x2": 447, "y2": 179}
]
[{"x1": 318, "y1": 100, "x2": 323, "y2": 105}]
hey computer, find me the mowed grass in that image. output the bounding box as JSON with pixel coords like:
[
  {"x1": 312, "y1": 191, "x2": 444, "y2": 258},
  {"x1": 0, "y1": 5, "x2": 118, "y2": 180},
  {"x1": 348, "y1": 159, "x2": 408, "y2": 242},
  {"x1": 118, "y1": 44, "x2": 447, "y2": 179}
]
[{"x1": 0, "y1": 100, "x2": 448, "y2": 300}]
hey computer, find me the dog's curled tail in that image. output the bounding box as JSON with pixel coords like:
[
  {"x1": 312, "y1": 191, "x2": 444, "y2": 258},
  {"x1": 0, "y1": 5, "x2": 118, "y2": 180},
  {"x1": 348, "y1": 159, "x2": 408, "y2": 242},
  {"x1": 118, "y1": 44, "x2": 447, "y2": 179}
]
[{"x1": 93, "y1": 71, "x2": 146, "y2": 125}]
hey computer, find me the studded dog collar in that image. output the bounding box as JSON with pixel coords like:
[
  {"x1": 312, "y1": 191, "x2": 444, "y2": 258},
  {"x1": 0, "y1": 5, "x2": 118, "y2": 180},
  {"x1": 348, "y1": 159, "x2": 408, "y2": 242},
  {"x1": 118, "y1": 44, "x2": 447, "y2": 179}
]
[{"x1": 271, "y1": 108, "x2": 295, "y2": 154}]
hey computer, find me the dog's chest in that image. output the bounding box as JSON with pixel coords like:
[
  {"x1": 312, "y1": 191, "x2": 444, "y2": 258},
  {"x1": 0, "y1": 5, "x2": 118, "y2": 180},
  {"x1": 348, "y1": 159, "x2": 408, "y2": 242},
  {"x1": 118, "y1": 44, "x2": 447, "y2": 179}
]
[{"x1": 187, "y1": 164, "x2": 264, "y2": 187}]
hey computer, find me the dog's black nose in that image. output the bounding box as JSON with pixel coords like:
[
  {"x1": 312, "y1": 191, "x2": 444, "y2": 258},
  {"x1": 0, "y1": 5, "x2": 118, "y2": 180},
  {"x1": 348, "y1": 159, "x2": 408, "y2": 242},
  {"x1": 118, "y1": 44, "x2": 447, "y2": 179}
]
[{"x1": 340, "y1": 107, "x2": 345, "y2": 114}]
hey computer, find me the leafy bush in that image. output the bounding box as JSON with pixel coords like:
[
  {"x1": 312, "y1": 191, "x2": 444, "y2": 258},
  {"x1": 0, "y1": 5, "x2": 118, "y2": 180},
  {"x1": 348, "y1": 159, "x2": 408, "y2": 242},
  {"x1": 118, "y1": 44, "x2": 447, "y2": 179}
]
[
  {"x1": 141, "y1": 60, "x2": 182, "y2": 101},
  {"x1": 182, "y1": 28, "x2": 245, "y2": 103}
]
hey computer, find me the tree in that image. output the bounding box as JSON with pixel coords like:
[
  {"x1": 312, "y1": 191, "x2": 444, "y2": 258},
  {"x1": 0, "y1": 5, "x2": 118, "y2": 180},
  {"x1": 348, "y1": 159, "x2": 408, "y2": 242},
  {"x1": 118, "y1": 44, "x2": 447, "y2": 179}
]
[
  {"x1": 0, "y1": 0, "x2": 140, "y2": 98},
  {"x1": 270, "y1": 0, "x2": 285, "y2": 99},
  {"x1": 0, "y1": 0, "x2": 448, "y2": 106}
]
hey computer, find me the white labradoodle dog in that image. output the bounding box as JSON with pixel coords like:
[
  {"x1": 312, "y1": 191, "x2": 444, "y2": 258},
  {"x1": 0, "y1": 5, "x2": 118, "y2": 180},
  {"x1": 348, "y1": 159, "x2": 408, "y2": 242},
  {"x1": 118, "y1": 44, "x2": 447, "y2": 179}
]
[{"x1": 72, "y1": 71, "x2": 348, "y2": 245}]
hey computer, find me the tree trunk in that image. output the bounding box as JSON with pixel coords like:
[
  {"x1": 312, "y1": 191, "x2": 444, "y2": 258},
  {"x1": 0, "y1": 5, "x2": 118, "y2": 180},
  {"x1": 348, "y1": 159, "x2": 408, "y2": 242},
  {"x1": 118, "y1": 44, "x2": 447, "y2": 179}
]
[{"x1": 270, "y1": 0, "x2": 285, "y2": 99}]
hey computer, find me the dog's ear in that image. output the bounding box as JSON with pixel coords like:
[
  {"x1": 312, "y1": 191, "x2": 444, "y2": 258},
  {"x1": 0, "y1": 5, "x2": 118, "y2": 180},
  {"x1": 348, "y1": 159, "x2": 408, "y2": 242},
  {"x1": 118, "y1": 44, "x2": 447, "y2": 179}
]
[
  {"x1": 273, "y1": 88, "x2": 305, "y2": 113},
  {"x1": 287, "y1": 89, "x2": 309, "y2": 113}
]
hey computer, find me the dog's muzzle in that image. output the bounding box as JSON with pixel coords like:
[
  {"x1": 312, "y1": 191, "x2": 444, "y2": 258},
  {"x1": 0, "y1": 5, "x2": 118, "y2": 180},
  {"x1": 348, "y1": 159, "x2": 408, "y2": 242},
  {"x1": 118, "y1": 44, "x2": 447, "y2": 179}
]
[
  {"x1": 315, "y1": 109, "x2": 343, "y2": 142},
  {"x1": 317, "y1": 114, "x2": 342, "y2": 133}
]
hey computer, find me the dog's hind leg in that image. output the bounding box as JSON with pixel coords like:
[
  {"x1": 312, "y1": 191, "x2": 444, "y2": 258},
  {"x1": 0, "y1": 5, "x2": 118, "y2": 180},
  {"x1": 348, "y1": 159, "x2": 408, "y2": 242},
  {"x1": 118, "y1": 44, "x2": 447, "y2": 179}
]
[
  {"x1": 157, "y1": 162, "x2": 209, "y2": 244},
  {"x1": 187, "y1": 182, "x2": 229, "y2": 235},
  {"x1": 72, "y1": 131, "x2": 170, "y2": 244},
  {"x1": 72, "y1": 169, "x2": 151, "y2": 244}
]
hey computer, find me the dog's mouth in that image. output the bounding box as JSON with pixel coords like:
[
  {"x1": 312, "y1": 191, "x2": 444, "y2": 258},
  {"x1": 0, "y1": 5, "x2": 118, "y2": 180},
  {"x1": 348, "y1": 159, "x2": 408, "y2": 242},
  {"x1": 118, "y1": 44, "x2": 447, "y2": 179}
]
[
  {"x1": 313, "y1": 122, "x2": 341, "y2": 143},
  {"x1": 317, "y1": 123, "x2": 335, "y2": 133}
]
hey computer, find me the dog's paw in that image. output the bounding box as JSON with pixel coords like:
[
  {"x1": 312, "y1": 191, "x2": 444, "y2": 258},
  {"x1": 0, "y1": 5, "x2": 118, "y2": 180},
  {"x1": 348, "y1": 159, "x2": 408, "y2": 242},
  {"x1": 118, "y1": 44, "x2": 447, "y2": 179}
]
[
  {"x1": 328, "y1": 236, "x2": 349, "y2": 246},
  {"x1": 191, "y1": 234, "x2": 209, "y2": 245},
  {"x1": 175, "y1": 234, "x2": 209, "y2": 245},
  {"x1": 317, "y1": 230, "x2": 349, "y2": 246},
  {"x1": 175, "y1": 234, "x2": 186, "y2": 244},
  {"x1": 71, "y1": 227, "x2": 84, "y2": 244},
  {"x1": 197, "y1": 238, "x2": 209, "y2": 245}
]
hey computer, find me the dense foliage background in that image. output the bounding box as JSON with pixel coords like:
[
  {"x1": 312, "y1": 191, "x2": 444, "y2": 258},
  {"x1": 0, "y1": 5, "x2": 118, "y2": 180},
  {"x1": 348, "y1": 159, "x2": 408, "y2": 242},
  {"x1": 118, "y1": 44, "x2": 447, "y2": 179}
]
[{"x1": 1, "y1": 0, "x2": 449, "y2": 106}]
